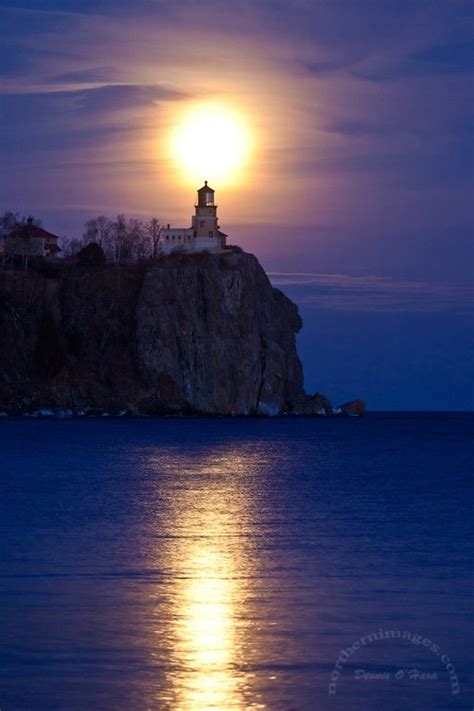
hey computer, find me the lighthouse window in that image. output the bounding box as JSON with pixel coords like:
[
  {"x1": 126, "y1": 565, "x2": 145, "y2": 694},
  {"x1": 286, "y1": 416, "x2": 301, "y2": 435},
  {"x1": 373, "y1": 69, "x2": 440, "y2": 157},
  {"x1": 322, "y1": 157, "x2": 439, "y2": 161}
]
[{"x1": 206, "y1": 192, "x2": 213, "y2": 206}]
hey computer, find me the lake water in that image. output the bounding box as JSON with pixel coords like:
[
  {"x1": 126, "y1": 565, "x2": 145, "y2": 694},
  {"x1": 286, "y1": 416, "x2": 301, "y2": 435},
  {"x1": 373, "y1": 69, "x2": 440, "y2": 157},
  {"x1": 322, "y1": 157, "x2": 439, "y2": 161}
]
[{"x1": 0, "y1": 414, "x2": 472, "y2": 710}]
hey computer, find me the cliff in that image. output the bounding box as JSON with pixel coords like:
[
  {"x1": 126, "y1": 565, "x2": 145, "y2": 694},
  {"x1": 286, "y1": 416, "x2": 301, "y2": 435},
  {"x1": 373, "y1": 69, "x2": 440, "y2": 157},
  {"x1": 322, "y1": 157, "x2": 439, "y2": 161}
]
[{"x1": 0, "y1": 251, "x2": 331, "y2": 416}]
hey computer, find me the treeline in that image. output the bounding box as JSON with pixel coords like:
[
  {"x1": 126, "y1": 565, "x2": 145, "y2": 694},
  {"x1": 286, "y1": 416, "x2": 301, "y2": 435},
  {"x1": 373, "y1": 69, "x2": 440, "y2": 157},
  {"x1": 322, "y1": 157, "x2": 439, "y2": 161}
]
[
  {"x1": 66, "y1": 215, "x2": 164, "y2": 262},
  {"x1": 0, "y1": 211, "x2": 42, "y2": 232},
  {"x1": 1, "y1": 211, "x2": 165, "y2": 263}
]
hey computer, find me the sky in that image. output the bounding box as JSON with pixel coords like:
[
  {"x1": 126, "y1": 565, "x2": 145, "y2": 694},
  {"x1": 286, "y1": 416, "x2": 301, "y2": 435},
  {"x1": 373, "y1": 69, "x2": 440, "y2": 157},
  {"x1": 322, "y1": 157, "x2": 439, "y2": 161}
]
[{"x1": 1, "y1": 0, "x2": 473, "y2": 409}]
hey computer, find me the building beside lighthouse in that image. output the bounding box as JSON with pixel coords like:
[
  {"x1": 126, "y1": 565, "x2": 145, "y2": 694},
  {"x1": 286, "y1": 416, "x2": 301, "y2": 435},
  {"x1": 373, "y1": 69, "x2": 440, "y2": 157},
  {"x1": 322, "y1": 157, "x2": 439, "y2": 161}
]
[{"x1": 160, "y1": 182, "x2": 227, "y2": 255}]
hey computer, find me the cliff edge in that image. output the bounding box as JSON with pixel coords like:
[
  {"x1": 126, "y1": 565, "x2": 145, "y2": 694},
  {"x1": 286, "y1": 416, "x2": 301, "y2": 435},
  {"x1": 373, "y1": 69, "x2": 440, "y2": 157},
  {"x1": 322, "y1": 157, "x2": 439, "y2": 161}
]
[{"x1": 0, "y1": 251, "x2": 330, "y2": 416}]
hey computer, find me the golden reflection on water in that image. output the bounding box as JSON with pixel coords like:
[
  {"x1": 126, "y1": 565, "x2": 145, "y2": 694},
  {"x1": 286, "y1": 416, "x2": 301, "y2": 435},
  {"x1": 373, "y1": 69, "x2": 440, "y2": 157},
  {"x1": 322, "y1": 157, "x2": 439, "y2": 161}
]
[
  {"x1": 178, "y1": 542, "x2": 239, "y2": 708},
  {"x1": 149, "y1": 448, "x2": 264, "y2": 710}
]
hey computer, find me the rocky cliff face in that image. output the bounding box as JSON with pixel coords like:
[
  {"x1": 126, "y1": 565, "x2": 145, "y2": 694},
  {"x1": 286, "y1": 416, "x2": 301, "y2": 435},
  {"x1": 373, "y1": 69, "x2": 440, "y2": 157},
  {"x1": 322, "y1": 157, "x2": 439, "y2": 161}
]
[
  {"x1": 137, "y1": 252, "x2": 304, "y2": 415},
  {"x1": 0, "y1": 251, "x2": 328, "y2": 416}
]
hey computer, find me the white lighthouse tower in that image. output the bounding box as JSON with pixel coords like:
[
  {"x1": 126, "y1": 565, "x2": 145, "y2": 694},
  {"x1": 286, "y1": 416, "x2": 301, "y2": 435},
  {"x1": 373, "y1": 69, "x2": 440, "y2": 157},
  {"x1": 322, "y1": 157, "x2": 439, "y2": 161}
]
[{"x1": 160, "y1": 182, "x2": 227, "y2": 255}]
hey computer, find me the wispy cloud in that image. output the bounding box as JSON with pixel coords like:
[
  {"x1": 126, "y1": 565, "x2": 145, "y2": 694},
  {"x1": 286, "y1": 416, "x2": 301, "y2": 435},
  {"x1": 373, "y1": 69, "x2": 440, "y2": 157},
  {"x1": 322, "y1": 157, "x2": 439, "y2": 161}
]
[
  {"x1": 350, "y1": 39, "x2": 474, "y2": 82},
  {"x1": 269, "y1": 273, "x2": 474, "y2": 313},
  {"x1": 63, "y1": 84, "x2": 188, "y2": 112},
  {"x1": 49, "y1": 66, "x2": 120, "y2": 84}
]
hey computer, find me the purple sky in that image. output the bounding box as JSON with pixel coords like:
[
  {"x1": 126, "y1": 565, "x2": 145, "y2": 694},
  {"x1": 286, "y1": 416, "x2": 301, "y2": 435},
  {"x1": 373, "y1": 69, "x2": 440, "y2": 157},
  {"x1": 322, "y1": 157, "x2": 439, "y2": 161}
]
[{"x1": 1, "y1": 0, "x2": 473, "y2": 409}]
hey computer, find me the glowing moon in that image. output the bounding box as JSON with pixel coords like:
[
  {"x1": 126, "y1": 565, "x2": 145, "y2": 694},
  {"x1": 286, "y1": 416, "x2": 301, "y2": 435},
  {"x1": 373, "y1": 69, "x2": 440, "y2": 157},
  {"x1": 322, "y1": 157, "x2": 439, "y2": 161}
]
[{"x1": 169, "y1": 103, "x2": 252, "y2": 186}]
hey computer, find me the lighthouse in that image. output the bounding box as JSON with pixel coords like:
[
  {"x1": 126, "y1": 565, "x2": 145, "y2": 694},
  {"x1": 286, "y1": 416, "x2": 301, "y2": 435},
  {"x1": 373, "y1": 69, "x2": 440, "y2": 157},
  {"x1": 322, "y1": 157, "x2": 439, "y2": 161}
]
[
  {"x1": 192, "y1": 181, "x2": 218, "y2": 239},
  {"x1": 160, "y1": 182, "x2": 227, "y2": 255}
]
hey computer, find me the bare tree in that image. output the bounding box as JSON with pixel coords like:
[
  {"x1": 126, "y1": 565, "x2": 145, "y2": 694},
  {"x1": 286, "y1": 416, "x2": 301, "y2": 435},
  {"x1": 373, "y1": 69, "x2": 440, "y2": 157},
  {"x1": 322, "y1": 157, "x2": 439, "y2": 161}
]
[
  {"x1": 129, "y1": 219, "x2": 149, "y2": 262},
  {"x1": 146, "y1": 217, "x2": 163, "y2": 260},
  {"x1": 62, "y1": 238, "x2": 83, "y2": 258},
  {"x1": 0, "y1": 211, "x2": 42, "y2": 234},
  {"x1": 83, "y1": 216, "x2": 113, "y2": 256},
  {"x1": 63, "y1": 213, "x2": 163, "y2": 263}
]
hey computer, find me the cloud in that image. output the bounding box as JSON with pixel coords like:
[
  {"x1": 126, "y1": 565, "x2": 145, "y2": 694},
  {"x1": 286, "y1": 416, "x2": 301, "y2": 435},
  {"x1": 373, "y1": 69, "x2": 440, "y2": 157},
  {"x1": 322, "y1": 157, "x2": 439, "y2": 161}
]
[
  {"x1": 0, "y1": 83, "x2": 185, "y2": 150},
  {"x1": 412, "y1": 40, "x2": 474, "y2": 75},
  {"x1": 49, "y1": 66, "x2": 120, "y2": 84},
  {"x1": 322, "y1": 121, "x2": 393, "y2": 137},
  {"x1": 301, "y1": 58, "x2": 357, "y2": 77},
  {"x1": 269, "y1": 273, "x2": 474, "y2": 313},
  {"x1": 350, "y1": 40, "x2": 474, "y2": 82},
  {"x1": 0, "y1": 2, "x2": 106, "y2": 20},
  {"x1": 66, "y1": 84, "x2": 188, "y2": 112}
]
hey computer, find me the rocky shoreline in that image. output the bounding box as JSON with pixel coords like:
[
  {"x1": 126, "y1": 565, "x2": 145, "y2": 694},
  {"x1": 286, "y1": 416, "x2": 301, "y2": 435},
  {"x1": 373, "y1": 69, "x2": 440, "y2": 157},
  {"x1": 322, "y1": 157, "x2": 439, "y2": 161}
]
[
  {"x1": 0, "y1": 406, "x2": 364, "y2": 419},
  {"x1": 0, "y1": 250, "x2": 363, "y2": 417}
]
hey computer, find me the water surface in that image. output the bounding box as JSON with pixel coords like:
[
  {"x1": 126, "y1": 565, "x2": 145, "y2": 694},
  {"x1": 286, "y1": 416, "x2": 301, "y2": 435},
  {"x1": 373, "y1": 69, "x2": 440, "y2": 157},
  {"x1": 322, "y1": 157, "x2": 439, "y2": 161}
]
[{"x1": 0, "y1": 414, "x2": 472, "y2": 710}]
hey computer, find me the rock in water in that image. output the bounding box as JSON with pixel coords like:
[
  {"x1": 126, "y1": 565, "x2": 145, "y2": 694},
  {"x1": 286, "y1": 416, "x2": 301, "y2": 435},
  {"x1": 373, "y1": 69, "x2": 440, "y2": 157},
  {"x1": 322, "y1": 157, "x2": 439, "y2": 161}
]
[
  {"x1": 294, "y1": 392, "x2": 333, "y2": 416},
  {"x1": 337, "y1": 399, "x2": 366, "y2": 417}
]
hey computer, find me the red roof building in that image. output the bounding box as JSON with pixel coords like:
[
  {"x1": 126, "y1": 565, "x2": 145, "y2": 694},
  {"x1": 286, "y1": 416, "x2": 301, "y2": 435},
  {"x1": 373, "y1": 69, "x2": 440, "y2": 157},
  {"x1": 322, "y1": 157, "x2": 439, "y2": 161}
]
[{"x1": 6, "y1": 218, "x2": 62, "y2": 257}]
